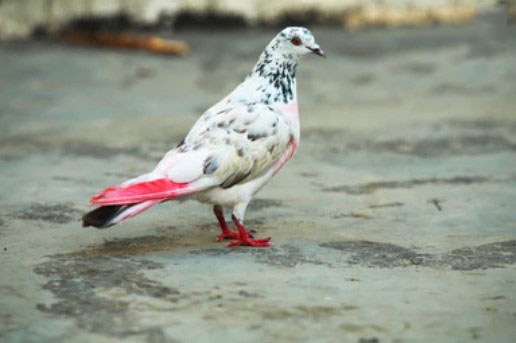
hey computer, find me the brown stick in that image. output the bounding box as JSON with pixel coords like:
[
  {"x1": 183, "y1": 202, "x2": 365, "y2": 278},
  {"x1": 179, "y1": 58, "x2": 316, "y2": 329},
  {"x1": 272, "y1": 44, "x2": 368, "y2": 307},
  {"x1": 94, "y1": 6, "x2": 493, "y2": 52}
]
[{"x1": 61, "y1": 31, "x2": 188, "y2": 56}]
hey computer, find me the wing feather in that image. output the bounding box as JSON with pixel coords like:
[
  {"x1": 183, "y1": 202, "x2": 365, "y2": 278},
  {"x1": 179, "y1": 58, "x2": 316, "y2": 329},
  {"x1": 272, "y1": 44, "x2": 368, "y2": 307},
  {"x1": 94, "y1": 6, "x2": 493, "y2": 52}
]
[{"x1": 156, "y1": 102, "x2": 292, "y2": 188}]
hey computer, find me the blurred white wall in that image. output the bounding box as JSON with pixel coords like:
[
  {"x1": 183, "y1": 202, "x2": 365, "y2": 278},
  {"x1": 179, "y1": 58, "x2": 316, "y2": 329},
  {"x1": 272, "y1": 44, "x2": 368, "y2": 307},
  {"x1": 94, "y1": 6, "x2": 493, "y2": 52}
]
[{"x1": 0, "y1": 0, "x2": 505, "y2": 39}]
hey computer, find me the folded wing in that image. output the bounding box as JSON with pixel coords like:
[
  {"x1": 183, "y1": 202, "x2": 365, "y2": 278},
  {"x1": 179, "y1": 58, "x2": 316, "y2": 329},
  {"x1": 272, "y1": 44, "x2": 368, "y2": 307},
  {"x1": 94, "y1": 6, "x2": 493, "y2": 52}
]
[
  {"x1": 90, "y1": 102, "x2": 292, "y2": 206},
  {"x1": 158, "y1": 102, "x2": 293, "y2": 188}
]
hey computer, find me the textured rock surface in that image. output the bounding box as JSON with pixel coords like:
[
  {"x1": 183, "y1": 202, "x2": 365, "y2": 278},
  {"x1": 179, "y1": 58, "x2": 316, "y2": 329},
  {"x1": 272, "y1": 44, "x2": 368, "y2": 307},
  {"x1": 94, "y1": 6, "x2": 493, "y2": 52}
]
[{"x1": 1, "y1": 14, "x2": 515, "y2": 343}]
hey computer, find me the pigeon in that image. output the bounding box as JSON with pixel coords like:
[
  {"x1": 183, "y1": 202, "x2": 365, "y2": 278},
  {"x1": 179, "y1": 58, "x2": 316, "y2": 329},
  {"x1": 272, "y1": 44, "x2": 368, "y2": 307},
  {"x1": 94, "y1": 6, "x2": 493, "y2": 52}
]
[{"x1": 82, "y1": 27, "x2": 325, "y2": 247}]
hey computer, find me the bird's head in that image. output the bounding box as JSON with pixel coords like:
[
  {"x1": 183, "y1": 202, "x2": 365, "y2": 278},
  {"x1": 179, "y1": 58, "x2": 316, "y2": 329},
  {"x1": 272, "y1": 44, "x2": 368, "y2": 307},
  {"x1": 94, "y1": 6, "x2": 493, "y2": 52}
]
[{"x1": 269, "y1": 27, "x2": 326, "y2": 60}]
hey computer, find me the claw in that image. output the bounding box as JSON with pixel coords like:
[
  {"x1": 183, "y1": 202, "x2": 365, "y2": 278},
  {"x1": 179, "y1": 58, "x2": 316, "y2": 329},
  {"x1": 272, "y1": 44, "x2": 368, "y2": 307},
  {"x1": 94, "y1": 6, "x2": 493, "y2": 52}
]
[{"x1": 227, "y1": 214, "x2": 271, "y2": 248}]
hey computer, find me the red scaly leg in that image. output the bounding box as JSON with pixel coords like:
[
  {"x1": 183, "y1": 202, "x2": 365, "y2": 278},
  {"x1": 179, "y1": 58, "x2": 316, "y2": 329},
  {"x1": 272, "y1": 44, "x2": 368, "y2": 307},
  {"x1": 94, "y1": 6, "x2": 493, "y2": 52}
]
[
  {"x1": 227, "y1": 214, "x2": 271, "y2": 248},
  {"x1": 213, "y1": 206, "x2": 239, "y2": 241}
]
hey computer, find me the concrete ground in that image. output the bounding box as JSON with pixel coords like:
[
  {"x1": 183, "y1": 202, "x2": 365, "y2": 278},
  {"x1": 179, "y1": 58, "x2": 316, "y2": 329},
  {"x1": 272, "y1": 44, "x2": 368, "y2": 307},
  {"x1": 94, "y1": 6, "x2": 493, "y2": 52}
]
[{"x1": 1, "y1": 14, "x2": 515, "y2": 343}]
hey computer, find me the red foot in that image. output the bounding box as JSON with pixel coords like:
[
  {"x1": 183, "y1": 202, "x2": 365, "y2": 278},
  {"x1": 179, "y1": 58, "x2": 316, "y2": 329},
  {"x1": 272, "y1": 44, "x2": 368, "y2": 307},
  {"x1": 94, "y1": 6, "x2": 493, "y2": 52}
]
[
  {"x1": 226, "y1": 237, "x2": 271, "y2": 247},
  {"x1": 217, "y1": 230, "x2": 239, "y2": 241},
  {"x1": 226, "y1": 214, "x2": 271, "y2": 248},
  {"x1": 214, "y1": 206, "x2": 239, "y2": 241}
]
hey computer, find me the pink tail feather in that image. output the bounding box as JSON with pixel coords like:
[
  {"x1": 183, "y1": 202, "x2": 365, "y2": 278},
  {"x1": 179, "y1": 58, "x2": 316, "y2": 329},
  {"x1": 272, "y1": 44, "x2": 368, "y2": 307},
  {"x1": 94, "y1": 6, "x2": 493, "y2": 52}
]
[{"x1": 91, "y1": 178, "x2": 192, "y2": 205}]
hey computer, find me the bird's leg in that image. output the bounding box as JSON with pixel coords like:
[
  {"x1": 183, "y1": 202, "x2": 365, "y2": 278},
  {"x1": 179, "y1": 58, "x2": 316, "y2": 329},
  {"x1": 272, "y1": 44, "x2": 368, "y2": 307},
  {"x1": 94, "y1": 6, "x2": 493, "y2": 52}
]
[
  {"x1": 227, "y1": 214, "x2": 271, "y2": 248},
  {"x1": 213, "y1": 206, "x2": 239, "y2": 241}
]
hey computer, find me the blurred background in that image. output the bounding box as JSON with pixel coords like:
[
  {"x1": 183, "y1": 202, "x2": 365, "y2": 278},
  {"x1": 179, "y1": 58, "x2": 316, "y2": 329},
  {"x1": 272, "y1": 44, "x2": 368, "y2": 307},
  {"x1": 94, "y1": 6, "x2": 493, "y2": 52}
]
[
  {"x1": 0, "y1": 0, "x2": 515, "y2": 38},
  {"x1": 1, "y1": 1, "x2": 515, "y2": 343},
  {"x1": 0, "y1": 0, "x2": 516, "y2": 38}
]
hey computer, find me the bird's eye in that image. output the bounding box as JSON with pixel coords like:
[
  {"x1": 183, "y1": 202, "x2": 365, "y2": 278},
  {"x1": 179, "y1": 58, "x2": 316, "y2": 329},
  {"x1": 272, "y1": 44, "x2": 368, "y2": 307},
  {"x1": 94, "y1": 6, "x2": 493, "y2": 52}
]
[{"x1": 291, "y1": 36, "x2": 302, "y2": 46}]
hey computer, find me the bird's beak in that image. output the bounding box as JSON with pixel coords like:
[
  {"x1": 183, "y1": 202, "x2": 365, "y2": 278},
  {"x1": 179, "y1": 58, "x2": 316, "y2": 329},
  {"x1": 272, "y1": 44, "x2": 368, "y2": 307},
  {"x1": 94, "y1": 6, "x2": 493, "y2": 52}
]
[{"x1": 308, "y1": 44, "x2": 326, "y2": 58}]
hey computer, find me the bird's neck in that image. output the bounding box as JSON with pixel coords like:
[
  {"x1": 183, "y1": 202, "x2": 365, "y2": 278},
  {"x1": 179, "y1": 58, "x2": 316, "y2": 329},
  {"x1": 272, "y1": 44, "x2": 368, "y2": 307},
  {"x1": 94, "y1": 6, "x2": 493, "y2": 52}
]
[
  {"x1": 250, "y1": 53, "x2": 300, "y2": 143},
  {"x1": 244, "y1": 52, "x2": 298, "y2": 105},
  {"x1": 225, "y1": 51, "x2": 300, "y2": 143},
  {"x1": 250, "y1": 49, "x2": 299, "y2": 80}
]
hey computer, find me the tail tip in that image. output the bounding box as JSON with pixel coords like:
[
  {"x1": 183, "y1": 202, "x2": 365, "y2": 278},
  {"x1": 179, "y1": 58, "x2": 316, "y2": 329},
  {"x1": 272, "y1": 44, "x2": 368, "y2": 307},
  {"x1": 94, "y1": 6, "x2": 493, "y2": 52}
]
[{"x1": 82, "y1": 205, "x2": 123, "y2": 229}]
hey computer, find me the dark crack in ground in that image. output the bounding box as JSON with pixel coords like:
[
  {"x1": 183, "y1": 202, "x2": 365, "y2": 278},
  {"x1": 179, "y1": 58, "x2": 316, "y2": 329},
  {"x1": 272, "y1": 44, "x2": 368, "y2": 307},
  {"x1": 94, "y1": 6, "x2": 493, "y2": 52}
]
[
  {"x1": 358, "y1": 338, "x2": 380, "y2": 343},
  {"x1": 0, "y1": 134, "x2": 151, "y2": 161},
  {"x1": 323, "y1": 176, "x2": 489, "y2": 195},
  {"x1": 332, "y1": 212, "x2": 374, "y2": 220},
  {"x1": 351, "y1": 73, "x2": 376, "y2": 85},
  {"x1": 303, "y1": 128, "x2": 349, "y2": 141},
  {"x1": 194, "y1": 240, "x2": 516, "y2": 271},
  {"x1": 304, "y1": 119, "x2": 516, "y2": 157},
  {"x1": 34, "y1": 236, "x2": 182, "y2": 342},
  {"x1": 61, "y1": 140, "x2": 147, "y2": 159},
  {"x1": 262, "y1": 304, "x2": 358, "y2": 321},
  {"x1": 346, "y1": 135, "x2": 516, "y2": 157},
  {"x1": 321, "y1": 241, "x2": 433, "y2": 268},
  {"x1": 94, "y1": 236, "x2": 178, "y2": 257},
  {"x1": 321, "y1": 240, "x2": 516, "y2": 270},
  {"x1": 394, "y1": 61, "x2": 436, "y2": 74},
  {"x1": 438, "y1": 240, "x2": 516, "y2": 270},
  {"x1": 248, "y1": 198, "x2": 283, "y2": 211},
  {"x1": 11, "y1": 203, "x2": 82, "y2": 224},
  {"x1": 250, "y1": 244, "x2": 328, "y2": 268},
  {"x1": 447, "y1": 119, "x2": 516, "y2": 131},
  {"x1": 369, "y1": 202, "x2": 404, "y2": 209},
  {"x1": 191, "y1": 244, "x2": 327, "y2": 268}
]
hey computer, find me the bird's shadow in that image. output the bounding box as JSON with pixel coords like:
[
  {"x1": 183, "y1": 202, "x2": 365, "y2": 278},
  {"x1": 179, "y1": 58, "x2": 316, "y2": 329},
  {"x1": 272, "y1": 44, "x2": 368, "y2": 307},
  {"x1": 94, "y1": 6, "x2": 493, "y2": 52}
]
[
  {"x1": 81, "y1": 217, "x2": 271, "y2": 257},
  {"x1": 82, "y1": 235, "x2": 180, "y2": 257}
]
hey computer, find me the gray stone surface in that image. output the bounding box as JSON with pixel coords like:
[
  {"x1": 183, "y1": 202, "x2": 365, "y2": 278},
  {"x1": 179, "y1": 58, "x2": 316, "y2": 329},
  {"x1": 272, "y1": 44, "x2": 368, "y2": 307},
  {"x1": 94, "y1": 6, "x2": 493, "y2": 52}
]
[{"x1": 1, "y1": 19, "x2": 515, "y2": 343}]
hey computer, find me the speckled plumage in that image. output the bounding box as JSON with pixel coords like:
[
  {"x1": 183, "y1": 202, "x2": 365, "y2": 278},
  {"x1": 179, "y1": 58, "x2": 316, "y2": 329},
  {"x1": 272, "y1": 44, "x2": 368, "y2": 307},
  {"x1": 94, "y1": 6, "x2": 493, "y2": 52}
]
[{"x1": 83, "y1": 27, "x2": 325, "y2": 247}]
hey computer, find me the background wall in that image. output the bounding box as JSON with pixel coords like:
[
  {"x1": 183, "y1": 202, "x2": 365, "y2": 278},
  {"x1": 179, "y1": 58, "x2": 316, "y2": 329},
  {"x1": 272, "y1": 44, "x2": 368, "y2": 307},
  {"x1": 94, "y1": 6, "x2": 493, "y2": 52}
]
[{"x1": 0, "y1": 0, "x2": 509, "y2": 39}]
